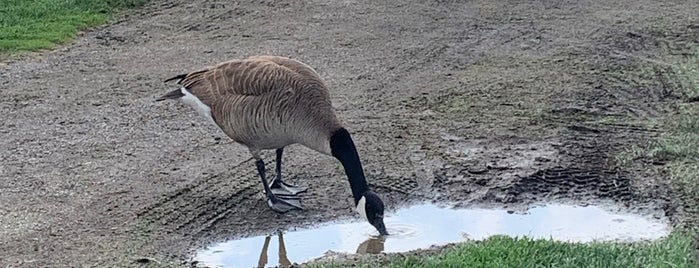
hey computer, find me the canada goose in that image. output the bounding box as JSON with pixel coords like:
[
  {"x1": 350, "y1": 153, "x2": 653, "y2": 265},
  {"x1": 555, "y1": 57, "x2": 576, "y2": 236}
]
[{"x1": 156, "y1": 55, "x2": 388, "y2": 235}]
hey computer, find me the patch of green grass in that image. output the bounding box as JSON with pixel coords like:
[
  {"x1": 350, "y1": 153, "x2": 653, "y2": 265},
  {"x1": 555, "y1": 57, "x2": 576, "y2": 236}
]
[
  {"x1": 615, "y1": 67, "x2": 698, "y2": 161},
  {"x1": 660, "y1": 115, "x2": 699, "y2": 229},
  {"x1": 0, "y1": 0, "x2": 146, "y2": 53},
  {"x1": 670, "y1": 161, "x2": 699, "y2": 218},
  {"x1": 310, "y1": 233, "x2": 695, "y2": 268},
  {"x1": 653, "y1": 54, "x2": 699, "y2": 226},
  {"x1": 612, "y1": 50, "x2": 699, "y2": 262},
  {"x1": 614, "y1": 54, "x2": 699, "y2": 217}
]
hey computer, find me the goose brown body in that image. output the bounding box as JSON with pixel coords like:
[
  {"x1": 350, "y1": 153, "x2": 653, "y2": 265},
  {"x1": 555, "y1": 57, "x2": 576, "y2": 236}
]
[{"x1": 174, "y1": 56, "x2": 342, "y2": 155}]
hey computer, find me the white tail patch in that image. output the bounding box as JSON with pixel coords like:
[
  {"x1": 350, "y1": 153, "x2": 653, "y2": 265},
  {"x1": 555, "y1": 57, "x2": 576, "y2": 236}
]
[
  {"x1": 179, "y1": 87, "x2": 215, "y2": 124},
  {"x1": 356, "y1": 196, "x2": 368, "y2": 221}
]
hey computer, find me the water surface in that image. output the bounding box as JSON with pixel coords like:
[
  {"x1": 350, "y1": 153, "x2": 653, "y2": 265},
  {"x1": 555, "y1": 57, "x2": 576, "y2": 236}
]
[{"x1": 196, "y1": 203, "x2": 670, "y2": 268}]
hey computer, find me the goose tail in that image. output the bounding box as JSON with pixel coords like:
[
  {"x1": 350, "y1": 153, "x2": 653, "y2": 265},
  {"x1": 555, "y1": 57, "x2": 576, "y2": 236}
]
[
  {"x1": 156, "y1": 73, "x2": 189, "y2": 101},
  {"x1": 164, "y1": 73, "x2": 188, "y2": 83},
  {"x1": 155, "y1": 88, "x2": 184, "y2": 101}
]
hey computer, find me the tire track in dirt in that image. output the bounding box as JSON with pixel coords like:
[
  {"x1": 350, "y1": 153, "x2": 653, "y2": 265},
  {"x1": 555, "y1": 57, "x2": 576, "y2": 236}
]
[
  {"x1": 135, "y1": 157, "x2": 263, "y2": 236},
  {"x1": 575, "y1": 26, "x2": 693, "y2": 121},
  {"x1": 508, "y1": 167, "x2": 634, "y2": 203}
]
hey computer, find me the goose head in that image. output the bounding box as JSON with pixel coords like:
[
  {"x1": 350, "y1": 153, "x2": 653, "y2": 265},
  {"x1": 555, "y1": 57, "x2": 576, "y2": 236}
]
[{"x1": 356, "y1": 190, "x2": 388, "y2": 235}]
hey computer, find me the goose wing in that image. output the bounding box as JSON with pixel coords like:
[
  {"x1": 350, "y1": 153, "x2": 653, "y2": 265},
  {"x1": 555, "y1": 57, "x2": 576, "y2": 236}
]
[{"x1": 167, "y1": 56, "x2": 324, "y2": 107}]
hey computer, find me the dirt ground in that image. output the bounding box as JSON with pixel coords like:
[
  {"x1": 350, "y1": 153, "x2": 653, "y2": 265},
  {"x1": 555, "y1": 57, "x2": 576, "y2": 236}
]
[{"x1": 1, "y1": 0, "x2": 698, "y2": 267}]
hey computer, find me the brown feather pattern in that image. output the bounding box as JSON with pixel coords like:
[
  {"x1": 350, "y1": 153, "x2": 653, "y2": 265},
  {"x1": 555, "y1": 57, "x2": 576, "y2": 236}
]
[{"x1": 174, "y1": 56, "x2": 342, "y2": 154}]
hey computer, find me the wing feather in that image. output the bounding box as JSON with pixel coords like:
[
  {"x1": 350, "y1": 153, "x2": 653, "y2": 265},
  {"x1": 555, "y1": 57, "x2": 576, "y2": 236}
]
[
  {"x1": 167, "y1": 56, "x2": 338, "y2": 151},
  {"x1": 174, "y1": 56, "x2": 323, "y2": 105}
]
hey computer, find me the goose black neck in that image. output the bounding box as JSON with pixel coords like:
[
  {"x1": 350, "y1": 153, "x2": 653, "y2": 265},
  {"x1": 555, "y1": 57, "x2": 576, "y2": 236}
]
[{"x1": 330, "y1": 128, "x2": 369, "y2": 204}]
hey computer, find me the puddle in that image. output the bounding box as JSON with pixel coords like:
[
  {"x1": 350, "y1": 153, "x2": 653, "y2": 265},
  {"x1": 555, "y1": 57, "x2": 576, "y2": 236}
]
[{"x1": 195, "y1": 203, "x2": 670, "y2": 268}]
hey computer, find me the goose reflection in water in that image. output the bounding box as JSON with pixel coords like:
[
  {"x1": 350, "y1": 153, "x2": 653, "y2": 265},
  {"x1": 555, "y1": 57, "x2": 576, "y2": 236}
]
[
  {"x1": 256, "y1": 230, "x2": 292, "y2": 268},
  {"x1": 355, "y1": 236, "x2": 386, "y2": 254},
  {"x1": 255, "y1": 230, "x2": 386, "y2": 268}
]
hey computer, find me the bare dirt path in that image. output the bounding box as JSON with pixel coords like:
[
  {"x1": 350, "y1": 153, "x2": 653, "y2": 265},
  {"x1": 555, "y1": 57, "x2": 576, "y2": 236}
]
[{"x1": 1, "y1": 0, "x2": 697, "y2": 266}]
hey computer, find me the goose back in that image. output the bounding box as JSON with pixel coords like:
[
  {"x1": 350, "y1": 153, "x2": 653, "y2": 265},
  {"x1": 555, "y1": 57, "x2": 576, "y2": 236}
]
[{"x1": 176, "y1": 56, "x2": 342, "y2": 154}]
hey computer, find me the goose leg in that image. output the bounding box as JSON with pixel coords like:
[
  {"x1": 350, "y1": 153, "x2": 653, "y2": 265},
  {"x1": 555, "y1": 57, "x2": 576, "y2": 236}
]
[
  {"x1": 255, "y1": 158, "x2": 303, "y2": 213},
  {"x1": 277, "y1": 230, "x2": 292, "y2": 268},
  {"x1": 270, "y1": 147, "x2": 308, "y2": 196},
  {"x1": 257, "y1": 235, "x2": 271, "y2": 268}
]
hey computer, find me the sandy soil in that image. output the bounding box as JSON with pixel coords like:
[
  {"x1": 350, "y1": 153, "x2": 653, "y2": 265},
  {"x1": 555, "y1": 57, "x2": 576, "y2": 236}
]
[{"x1": 1, "y1": 0, "x2": 698, "y2": 267}]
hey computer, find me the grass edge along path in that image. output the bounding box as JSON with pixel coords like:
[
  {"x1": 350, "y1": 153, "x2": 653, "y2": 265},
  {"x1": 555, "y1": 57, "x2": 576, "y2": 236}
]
[{"x1": 0, "y1": 0, "x2": 147, "y2": 56}]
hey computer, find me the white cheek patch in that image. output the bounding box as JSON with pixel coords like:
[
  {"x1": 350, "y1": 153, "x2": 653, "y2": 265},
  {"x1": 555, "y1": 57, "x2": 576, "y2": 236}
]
[
  {"x1": 356, "y1": 196, "x2": 368, "y2": 221},
  {"x1": 180, "y1": 87, "x2": 215, "y2": 123}
]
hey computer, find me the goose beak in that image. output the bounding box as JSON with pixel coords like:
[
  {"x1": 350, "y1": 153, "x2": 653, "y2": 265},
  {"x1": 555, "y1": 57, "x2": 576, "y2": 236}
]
[{"x1": 373, "y1": 218, "x2": 389, "y2": 236}]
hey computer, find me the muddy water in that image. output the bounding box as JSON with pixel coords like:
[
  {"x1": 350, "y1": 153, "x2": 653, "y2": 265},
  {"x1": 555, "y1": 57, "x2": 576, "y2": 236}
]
[{"x1": 195, "y1": 203, "x2": 670, "y2": 268}]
